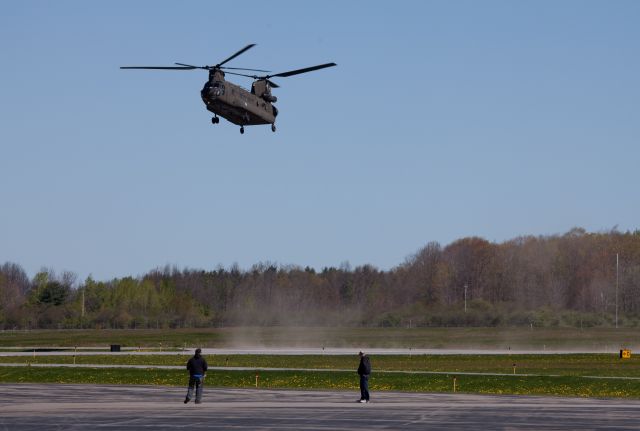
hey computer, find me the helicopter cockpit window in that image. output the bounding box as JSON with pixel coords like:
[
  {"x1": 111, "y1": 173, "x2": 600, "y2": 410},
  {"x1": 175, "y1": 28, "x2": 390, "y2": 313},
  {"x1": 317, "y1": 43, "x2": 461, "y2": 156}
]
[{"x1": 212, "y1": 81, "x2": 225, "y2": 96}]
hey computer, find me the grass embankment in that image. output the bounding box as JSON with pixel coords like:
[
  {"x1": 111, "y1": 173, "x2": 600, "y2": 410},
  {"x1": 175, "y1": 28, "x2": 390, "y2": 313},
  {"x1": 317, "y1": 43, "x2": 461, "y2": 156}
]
[
  {"x1": 1, "y1": 327, "x2": 638, "y2": 350},
  {"x1": 0, "y1": 328, "x2": 222, "y2": 349},
  {"x1": 1, "y1": 366, "x2": 638, "y2": 398}
]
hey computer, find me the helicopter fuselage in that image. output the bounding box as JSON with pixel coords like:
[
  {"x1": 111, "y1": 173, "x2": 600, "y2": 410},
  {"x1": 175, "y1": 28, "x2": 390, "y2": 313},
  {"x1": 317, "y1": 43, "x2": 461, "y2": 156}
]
[{"x1": 201, "y1": 72, "x2": 276, "y2": 127}]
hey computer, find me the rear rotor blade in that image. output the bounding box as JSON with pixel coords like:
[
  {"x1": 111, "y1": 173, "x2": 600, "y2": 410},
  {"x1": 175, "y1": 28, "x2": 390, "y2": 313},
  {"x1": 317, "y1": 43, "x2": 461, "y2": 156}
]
[
  {"x1": 216, "y1": 44, "x2": 256, "y2": 68},
  {"x1": 269, "y1": 62, "x2": 336, "y2": 78}
]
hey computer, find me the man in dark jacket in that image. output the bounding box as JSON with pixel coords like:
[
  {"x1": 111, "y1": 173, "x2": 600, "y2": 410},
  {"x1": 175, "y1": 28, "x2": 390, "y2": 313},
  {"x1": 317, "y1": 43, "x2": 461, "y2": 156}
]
[
  {"x1": 357, "y1": 351, "x2": 371, "y2": 403},
  {"x1": 184, "y1": 348, "x2": 208, "y2": 404}
]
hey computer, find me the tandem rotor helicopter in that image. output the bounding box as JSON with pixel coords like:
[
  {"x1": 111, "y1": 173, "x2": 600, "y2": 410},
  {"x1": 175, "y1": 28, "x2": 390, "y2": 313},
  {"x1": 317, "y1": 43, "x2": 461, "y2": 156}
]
[{"x1": 121, "y1": 44, "x2": 336, "y2": 134}]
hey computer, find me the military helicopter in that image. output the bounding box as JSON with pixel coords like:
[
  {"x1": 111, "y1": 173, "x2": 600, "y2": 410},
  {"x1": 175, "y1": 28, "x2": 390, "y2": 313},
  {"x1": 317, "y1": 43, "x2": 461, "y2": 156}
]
[{"x1": 121, "y1": 44, "x2": 336, "y2": 134}]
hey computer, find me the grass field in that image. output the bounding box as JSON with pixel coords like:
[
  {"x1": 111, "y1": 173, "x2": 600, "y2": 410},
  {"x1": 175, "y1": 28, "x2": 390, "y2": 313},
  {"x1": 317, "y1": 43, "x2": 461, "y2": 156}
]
[
  {"x1": 1, "y1": 366, "x2": 638, "y2": 398},
  {"x1": 2, "y1": 353, "x2": 639, "y2": 378},
  {"x1": 1, "y1": 327, "x2": 638, "y2": 350},
  {"x1": 2, "y1": 328, "x2": 639, "y2": 398}
]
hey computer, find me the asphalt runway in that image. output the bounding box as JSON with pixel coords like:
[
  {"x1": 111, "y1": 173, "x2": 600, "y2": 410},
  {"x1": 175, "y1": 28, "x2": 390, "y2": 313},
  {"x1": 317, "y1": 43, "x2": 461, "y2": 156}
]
[{"x1": 2, "y1": 384, "x2": 640, "y2": 430}]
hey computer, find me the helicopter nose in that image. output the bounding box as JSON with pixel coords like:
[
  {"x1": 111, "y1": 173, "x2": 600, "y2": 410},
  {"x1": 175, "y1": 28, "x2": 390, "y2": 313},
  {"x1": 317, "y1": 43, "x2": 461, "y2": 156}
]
[
  {"x1": 201, "y1": 85, "x2": 212, "y2": 103},
  {"x1": 201, "y1": 82, "x2": 214, "y2": 98}
]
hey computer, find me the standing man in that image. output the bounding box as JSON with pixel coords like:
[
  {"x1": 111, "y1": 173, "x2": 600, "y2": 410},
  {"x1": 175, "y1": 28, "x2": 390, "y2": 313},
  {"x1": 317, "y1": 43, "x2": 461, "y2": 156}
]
[
  {"x1": 184, "y1": 348, "x2": 208, "y2": 404},
  {"x1": 357, "y1": 351, "x2": 371, "y2": 403}
]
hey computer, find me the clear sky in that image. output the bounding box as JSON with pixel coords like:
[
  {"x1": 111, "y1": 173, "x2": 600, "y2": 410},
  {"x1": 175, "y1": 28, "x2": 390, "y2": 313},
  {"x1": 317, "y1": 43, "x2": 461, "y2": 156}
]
[{"x1": 1, "y1": 1, "x2": 638, "y2": 281}]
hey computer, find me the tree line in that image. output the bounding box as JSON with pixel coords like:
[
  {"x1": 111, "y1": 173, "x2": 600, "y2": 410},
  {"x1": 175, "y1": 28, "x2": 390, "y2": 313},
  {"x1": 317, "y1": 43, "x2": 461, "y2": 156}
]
[{"x1": 1, "y1": 228, "x2": 639, "y2": 329}]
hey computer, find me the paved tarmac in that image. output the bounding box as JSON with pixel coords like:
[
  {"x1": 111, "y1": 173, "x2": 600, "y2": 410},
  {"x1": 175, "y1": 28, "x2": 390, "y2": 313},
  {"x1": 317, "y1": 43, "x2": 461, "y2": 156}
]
[{"x1": 1, "y1": 384, "x2": 640, "y2": 430}]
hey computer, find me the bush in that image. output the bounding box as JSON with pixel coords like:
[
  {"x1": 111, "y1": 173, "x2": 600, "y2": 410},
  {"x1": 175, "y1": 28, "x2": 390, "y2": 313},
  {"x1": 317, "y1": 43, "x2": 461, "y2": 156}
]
[
  {"x1": 377, "y1": 312, "x2": 401, "y2": 327},
  {"x1": 419, "y1": 306, "x2": 502, "y2": 327},
  {"x1": 506, "y1": 309, "x2": 535, "y2": 326},
  {"x1": 531, "y1": 307, "x2": 560, "y2": 327},
  {"x1": 559, "y1": 311, "x2": 604, "y2": 328}
]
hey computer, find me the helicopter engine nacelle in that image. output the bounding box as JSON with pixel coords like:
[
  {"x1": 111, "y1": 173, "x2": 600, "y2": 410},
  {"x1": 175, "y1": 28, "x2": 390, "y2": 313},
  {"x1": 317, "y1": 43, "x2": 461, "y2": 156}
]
[{"x1": 262, "y1": 94, "x2": 277, "y2": 103}]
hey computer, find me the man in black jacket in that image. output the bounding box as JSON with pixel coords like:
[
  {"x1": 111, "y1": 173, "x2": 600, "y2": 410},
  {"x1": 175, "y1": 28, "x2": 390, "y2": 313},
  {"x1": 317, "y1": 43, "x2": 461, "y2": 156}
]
[
  {"x1": 184, "y1": 348, "x2": 208, "y2": 404},
  {"x1": 357, "y1": 351, "x2": 371, "y2": 403}
]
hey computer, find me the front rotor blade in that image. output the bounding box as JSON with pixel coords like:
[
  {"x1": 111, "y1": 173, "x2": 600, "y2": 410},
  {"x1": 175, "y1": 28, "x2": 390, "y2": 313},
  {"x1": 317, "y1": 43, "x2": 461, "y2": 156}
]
[
  {"x1": 174, "y1": 63, "x2": 205, "y2": 69},
  {"x1": 120, "y1": 66, "x2": 196, "y2": 70},
  {"x1": 173, "y1": 63, "x2": 269, "y2": 73},
  {"x1": 216, "y1": 44, "x2": 256, "y2": 68},
  {"x1": 269, "y1": 62, "x2": 336, "y2": 78}
]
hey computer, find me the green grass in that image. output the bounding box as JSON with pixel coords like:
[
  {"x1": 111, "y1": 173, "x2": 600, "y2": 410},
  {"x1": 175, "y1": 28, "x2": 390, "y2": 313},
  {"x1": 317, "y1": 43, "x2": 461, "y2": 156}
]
[
  {"x1": 1, "y1": 366, "x2": 638, "y2": 398},
  {"x1": 1, "y1": 327, "x2": 638, "y2": 350},
  {"x1": 3, "y1": 353, "x2": 639, "y2": 377}
]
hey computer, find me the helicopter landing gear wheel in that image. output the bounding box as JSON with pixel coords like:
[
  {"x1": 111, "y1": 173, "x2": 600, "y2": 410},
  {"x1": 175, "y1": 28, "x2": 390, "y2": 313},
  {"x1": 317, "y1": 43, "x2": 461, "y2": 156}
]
[
  {"x1": 211, "y1": 116, "x2": 219, "y2": 124},
  {"x1": 271, "y1": 124, "x2": 276, "y2": 133},
  {"x1": 240, "y1": 126, "x2": 244, "y2": 134}
]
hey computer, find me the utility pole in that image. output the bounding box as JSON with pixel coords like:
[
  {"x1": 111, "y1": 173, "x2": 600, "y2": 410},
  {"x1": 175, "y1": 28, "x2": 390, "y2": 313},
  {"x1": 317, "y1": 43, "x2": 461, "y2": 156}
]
[
  {"x1": 616, "y1": 253, "x2": 619, "y2": 329},
  {"x1": 79, "y1": 289, "x2": 85, "y2": 330},
  {"x1": 464, "y1": 283, "x2": 468, "y2": 313}
]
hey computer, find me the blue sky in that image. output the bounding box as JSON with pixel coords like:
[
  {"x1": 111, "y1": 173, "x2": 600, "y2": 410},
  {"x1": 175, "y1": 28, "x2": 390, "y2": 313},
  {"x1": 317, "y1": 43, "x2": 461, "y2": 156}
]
[{"x1": 1, "y1": 1, "x2": 638, "y2": 281}]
